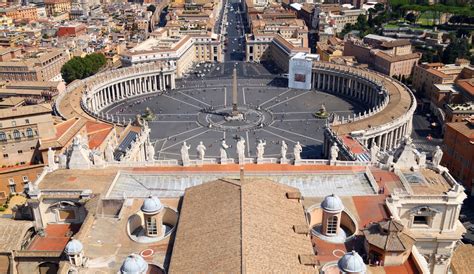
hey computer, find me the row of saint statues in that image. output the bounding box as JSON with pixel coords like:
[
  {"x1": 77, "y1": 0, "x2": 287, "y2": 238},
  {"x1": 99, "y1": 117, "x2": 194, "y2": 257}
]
[{"x1": 179, "y1": 138, "x2": 304, "y2": 164}]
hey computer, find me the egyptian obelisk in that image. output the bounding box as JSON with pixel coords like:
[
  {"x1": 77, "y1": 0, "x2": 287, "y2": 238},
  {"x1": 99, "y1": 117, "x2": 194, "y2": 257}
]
[{"x1": 232, "y1": 65, "x2": 238, "y2": 115}]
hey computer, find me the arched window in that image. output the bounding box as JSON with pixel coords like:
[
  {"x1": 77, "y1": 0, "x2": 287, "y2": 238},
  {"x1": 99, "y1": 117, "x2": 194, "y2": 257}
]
[
  {"x1": 26, "y1": 128, "x2": 33, "y2": 138},
  {"x1": 0, "y1": 131, "x2": 6, "y2": 141},
  {"x1": 326, "y1": 215, "x2": 338, "y2": 235},
  {"x1": 146, "y1": 216, "x2": 158, "y2": 236},
  {"x1": 13, "y1": 130, "x2": 20, "y2": 139}
]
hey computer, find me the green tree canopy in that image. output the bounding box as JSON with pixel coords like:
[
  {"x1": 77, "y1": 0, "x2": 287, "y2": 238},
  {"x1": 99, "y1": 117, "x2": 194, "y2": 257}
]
[
  {"x1": 147, "y1": 5, "x2": 156, "y2": 13},
  {"x1": 405, "y1": 12, "x2": 417, "y2": 23},
  {"x1": 61, "y1": 53, "x2": 106, "y2": 84},
  {"x1": 441, "y1": 37, "x2": 471, "y2": 64}
]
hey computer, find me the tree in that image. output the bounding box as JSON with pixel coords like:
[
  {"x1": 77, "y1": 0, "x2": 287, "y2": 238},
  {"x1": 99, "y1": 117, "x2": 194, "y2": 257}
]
[
  {"x1": 441, "y1": 37, "x2": 471, "y2": 64},
  {"x1": 405, "y1": 12, "x2": 417, "y2": 23},
  {"x1": 374, "y1": 3, "x2": 385, "y2": 13},
  {"x1": 61, "y1": 53, "x2": 106, "y2": 84},
  {"x1": 146, "y1": 4, "x2": 156, "y2": 13}
]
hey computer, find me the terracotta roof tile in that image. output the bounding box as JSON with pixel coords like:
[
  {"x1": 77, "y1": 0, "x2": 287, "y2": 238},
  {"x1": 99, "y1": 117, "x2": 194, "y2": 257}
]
[{"x1": 169, "y1": 178, "x2": 315, "y2": 273}]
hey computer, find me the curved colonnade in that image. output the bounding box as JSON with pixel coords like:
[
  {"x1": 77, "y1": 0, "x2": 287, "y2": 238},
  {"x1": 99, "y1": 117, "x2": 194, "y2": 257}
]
[
  {"x1": 78, "y1": 62, "x2": 176, "y2": 125},
  {"x1": 313, "y1": 62, "x2": 416, "y2": 154}
]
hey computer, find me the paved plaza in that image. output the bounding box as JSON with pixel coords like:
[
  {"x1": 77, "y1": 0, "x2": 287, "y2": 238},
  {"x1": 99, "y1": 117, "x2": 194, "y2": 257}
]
[
  {"x1": 107, "y1": 171, "x2": 376, "y2": 198},
  {"x1": 104, "y1": 63, "x2": 365, "y2": 161}
]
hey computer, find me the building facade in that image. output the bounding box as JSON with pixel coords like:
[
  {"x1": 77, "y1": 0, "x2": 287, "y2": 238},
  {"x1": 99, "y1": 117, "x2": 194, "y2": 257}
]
[
  {"x1": 442, "y1": 119, "x2": 474, "y2": 193},
  {"x1": 344, "y1": 35, "x2": 421, "y2": 78},
  {"x1": 0, "y1": 49, "x2": 69, "y2": 82},
  {"x1": 0, "y1": 104, "x2": 55, "y2": 166}
]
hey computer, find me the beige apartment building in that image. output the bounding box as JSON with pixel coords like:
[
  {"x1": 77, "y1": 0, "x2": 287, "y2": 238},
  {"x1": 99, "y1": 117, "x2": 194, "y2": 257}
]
[
  {"x1": 244, "y1": 5, "x2": 310, "y2": 71},
  {"x1": 0, "y1": 6, "x2": 38, "y2": 21},
  {"x1": 412, "y1": 60, "x2": 472, "y2": 97},
  {"x1": 245, "y1": 33, "x2": 310, "y2": 71},
  {"x1": 44, "y1": 0, "x2": 71, "y2": 17},
  {"x1": 344, "y1": 35, "x2": 420, "y2": 78},
  {"x1": 0, "y1": 104, "x2": 55, "y2": 167},
  {"x1": 0, "y1": 49, "x2": 69, "y2": 82},
  {"x1": 316, "y1": 37, "x2": 344, "y2": 62},
  {"x1": 121, "y1": 31, "x2": 222, "y2": 78},
  {"x1": 321, "y1": 8, "x2": 367, "y2": 33}
]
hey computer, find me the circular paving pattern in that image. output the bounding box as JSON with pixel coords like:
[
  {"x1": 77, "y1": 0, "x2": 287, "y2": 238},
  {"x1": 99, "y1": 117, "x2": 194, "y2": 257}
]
[
  {"x1": 197, "y1": 105, "x2": 273, "y2": 132},
  {"x1": 104, "y1": 75, "x2": 365, "y2": 161}
]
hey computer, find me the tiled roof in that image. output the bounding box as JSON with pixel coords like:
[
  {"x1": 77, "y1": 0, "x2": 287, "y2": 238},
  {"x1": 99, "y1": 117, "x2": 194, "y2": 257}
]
[
  {"x1": 451, "y1": 244, "x2": 474, "y2": 274},
  {"x1": 363, "y1": 219, "x2": 415, "y2": 252},
  {"x1": 27, "y1": 224, "x2": 81, "y2": 251},
  {"x1": 169, "y1": 178, "x2": 315, "y2": 273},
  {"x1": 0, "y1": 103, "x2": 51, "y2": 119},
  {"x1": 456, "y1": 78, "x2": 474, "y2": 96}
]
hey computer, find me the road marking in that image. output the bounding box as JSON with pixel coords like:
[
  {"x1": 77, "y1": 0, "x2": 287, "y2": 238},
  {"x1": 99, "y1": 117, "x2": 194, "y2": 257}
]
[
  {"x1": 162, "y1": 94, "x2": 202, "y2": 109},
  {"x1": 160, "y1": 128, "x2": 210, "y2": 151},
  {"x1": 269, "y1": 125, "x2": 323, "y2": 143},
  {"x1": 242, "y1": 87, "x2": 246, "y2": 104},
  {"x1": 177, "y1": 90, "x2": 211, "y2": 106},
  {"x1": 157, "y1": 125, "x2": 203, "y2": 141},
  {"x1": 149, "y1": 120, "x2": 196, "y2": 123},
  {"x1": 156, "y1": 139, "x2": 167, "y2": 160},
  {"x1": 260, "y1": 89, "x2": 292, "y2": 106},
  {"x1": 113, "y1": 113, "x2": 136, "y2": 116},
  {"x1": 261, "y1": 128, "x2": 297, "y2": 144},
  {"x1": 281, "y1": 119, "x2": 320, "y2": 122},
  {"x1": 155, "y1": 113, "x2": 197, "y2": 116},
  {"x1": 224, "y1": 87, "x2": 227, "y2": 106},
  {"x1": 267, "y1": 91, "x2": 311, "y2": 109},
  {"x1": 246, "y1": 131, "x2": 250, "y2": 156},
  {"x1": 273, "y1": 111, "x2": 315, "y2": 115}
]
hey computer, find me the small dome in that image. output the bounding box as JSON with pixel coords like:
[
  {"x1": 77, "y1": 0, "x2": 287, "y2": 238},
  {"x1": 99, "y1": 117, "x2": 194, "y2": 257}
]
[
  {"x1": 141, "y1": 196, "x2": 163, "y2": 214},
  {"x1": 321, "y1": 194, "x2": 344, "y2": 213},
  {"x1": 338, "y1": 250, "x2": 366, "y2": 273},
  {"x1": 120, "y1": 253, "x2": 148, "y2": 274},
  {"x1": 64, "y1": 239, "x2": 83, "y2": 255}
]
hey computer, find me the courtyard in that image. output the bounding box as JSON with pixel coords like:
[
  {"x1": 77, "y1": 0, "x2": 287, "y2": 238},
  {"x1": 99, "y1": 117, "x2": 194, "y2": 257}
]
[{"x1": 104, "y1": 62, "x2": 365, "y2": 161}]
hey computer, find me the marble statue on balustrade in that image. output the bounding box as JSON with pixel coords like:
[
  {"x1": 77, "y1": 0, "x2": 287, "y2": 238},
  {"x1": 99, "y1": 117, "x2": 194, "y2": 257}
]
[
  {"x1": 68, "y1": 134, "x2": 92, "y2": 169},
  {"x1": 293, "y1": 142, "x2": 303, "y2": 161},
  {"x1": 256, "y1": 140, "x2": 266, "y2": 160},
  {"x1": 105, "y1": 141, "x2": 115, "y2": 162},
  {"x1": 432, "y1": 146, "x2": 443, "y2": 168},
  {"x1": 92, "y1": 150, "x2": 105, "y2": 166},
  {"x1": 418, "y1": 152, "x2": 427, "y2": 168},
  {"x1": 330, "y1": 142, "x2": 339, "y2": 161},
  {"x1": 47, "y1": 147, "x2": 57, "y2": 170},
  {"x1": 196, "y1": 141, "x2": 206, "y2": 160},
  {"x1": 370, "y1": 143, "x2": 379, "y2": 163},
  {"x1": 146, "y1": 142, "x2": 155, "y2": 162},
  {"x1": 236, "y1": 137, "x2": 246, "y2": 164},
  {"x1": 393, "y1": 136, "x2": 420, "y2": 170},
  {"x1": 181, "y1": 142, "x2": 191, "y2": 166},
  {"x1": 280, "y1": 141, "x2": 288, "y2": 163},
  {"x1": 220, "y1": 140, "x2": 229, "y2": 163},
  {"x1": 58, "y1": 154, "x2": 67, "y2": 169}
]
